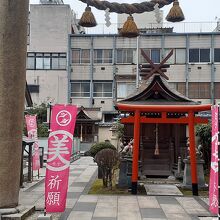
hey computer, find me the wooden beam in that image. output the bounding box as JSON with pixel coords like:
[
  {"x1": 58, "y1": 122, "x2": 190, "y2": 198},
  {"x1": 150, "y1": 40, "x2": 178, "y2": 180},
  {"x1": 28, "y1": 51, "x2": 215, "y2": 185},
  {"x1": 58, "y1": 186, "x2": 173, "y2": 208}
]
[
  {"x1": 117, "y1": 103, "x2": 211, "y2": 112},
  {"x1": 121, "y1": 116, "x2": 208, "y2": 124}
]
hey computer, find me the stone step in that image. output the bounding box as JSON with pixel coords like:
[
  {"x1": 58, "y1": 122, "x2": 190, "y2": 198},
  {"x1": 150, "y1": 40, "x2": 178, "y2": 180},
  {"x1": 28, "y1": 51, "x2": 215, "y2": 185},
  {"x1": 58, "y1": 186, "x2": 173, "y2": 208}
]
[
  {"x1": 142, "y1": 169, "x2": 172, "y2": 176},
  {"x1": 2, "y1": 206, "x2": 35, "y2": 220}
]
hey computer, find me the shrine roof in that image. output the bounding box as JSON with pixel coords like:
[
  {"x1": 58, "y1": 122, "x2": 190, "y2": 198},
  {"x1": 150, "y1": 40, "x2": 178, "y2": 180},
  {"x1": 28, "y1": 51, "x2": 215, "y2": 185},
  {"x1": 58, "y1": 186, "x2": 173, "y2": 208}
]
[
  {"x1": 117, "y1": 74, "x2": 199, "y2": 106},
  {"x1": 77, "y1": 106, "x2": 102, "y2": 122}
]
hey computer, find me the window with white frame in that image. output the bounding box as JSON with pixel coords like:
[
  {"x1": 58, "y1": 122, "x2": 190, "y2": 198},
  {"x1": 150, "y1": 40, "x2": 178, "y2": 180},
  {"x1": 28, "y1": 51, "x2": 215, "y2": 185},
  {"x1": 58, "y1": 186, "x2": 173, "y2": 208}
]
[
  {"x1": 94, "y1": 49, "x2": 113, "y2": 63},
  {"x1": 163, "y1": 49, "x2": 175, "y2": 64},
  {"x1": 117, "y1": 82, "x2": 136, "y2": 99},
  {"x1": 214, "y1": 48, "x2": 220, "y2": 62},
  {"x1": 27, "y1": 52, "x2": 66, "y2": 70},
  {"x1": 175, "y1": 49, "x2": 186, "y2": 64},
  {"x1": 72, "y1": 49, "x2": 90, "y2": 64},
  {"x1": 116, "y1": 49, "x2": 136, "y2": 64},
  {"x1": 93, "y1": 82, "x2": 113, "y2": 97},
  {"x1": 71, "y1": 81, "x2": 90, "y2": 97},
  {"x1": 151, "y1": 49, "x2": 160, "y2": 63},
  {"x1": 140, "y1": 49, "x2": 160, "y2": 63},
  {"x1": 189, "y1": 48, "x2": 210, "y2": 63}
]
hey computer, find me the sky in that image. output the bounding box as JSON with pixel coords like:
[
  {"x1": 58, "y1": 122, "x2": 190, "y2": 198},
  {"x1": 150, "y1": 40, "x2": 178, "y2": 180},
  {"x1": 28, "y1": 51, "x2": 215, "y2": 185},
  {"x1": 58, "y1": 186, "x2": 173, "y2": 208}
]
[{"x1": 30, "y1": 0, "x2": 220, "y2": 24}]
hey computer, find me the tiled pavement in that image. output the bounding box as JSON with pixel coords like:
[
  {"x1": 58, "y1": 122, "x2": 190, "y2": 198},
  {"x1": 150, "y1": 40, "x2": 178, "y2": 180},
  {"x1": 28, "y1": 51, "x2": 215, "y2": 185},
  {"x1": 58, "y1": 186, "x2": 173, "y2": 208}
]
[{"x1": 19, "y1": 157, "x2": 218, "y2": 220}]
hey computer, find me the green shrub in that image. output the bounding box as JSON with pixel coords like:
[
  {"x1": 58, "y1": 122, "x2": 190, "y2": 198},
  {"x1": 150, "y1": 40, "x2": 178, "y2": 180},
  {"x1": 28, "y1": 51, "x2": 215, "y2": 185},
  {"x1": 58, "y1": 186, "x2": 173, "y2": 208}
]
[
  {"x1": 196, "y1": 123, "x2": 211, "y2": 170},
  {"x1": 87, "y1": 142, "x2": 116, "y2": 158},
  {"x1": 38, "y1": 123, "x2": 49, "y2": 137}
]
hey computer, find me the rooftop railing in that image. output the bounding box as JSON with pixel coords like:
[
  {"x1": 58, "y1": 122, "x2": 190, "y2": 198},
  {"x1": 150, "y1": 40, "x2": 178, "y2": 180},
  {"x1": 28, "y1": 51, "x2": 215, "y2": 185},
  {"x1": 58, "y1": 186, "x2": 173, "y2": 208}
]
[{"x1": 82, "y1": 21, "x2": 220, "y2": 35}]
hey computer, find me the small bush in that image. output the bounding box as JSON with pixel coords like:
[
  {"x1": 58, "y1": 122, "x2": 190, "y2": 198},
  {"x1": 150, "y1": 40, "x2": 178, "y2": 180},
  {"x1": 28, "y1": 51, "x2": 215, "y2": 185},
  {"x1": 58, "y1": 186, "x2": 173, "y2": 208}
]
[
  {"x1": 94, "y1": 148, "x2": 119, "y2": 188},
  {"x1": 196, "y1": 123, "x2": 211, "y2": 170},
  {"x1": 87, "y1": 142, "x2": 116, "y2": 158},
  {"x1": 38, "y1": 123, "x2": 49, "y2": 137}
]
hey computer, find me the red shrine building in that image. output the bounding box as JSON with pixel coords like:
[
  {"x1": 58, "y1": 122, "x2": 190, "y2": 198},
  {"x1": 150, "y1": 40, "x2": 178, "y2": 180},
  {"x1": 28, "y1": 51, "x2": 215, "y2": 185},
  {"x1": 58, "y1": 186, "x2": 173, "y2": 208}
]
[{"x1": 116, "y1": 50, "x2": 211, "y2": 195}]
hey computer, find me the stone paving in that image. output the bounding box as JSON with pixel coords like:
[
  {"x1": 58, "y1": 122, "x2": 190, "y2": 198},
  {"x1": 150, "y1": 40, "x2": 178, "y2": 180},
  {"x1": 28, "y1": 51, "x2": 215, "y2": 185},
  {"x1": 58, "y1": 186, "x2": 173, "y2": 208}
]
[{"x1": 19, "y1": 157, "x2": 218, "y2": 220}]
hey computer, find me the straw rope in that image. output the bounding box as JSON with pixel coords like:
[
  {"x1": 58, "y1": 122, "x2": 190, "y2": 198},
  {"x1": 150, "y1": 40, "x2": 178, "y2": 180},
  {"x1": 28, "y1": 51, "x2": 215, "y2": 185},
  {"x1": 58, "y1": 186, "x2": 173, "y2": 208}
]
[{"x1": 79, "y1": 0, "x2": 175, "y2": 14}]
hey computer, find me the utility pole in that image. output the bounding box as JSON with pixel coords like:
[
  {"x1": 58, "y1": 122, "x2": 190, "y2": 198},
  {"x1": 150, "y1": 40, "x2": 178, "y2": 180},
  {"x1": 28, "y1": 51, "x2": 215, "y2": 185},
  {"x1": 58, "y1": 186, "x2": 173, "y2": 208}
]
[{"x1": 0, "y1": 0, "x2": 29, "y2": 208}]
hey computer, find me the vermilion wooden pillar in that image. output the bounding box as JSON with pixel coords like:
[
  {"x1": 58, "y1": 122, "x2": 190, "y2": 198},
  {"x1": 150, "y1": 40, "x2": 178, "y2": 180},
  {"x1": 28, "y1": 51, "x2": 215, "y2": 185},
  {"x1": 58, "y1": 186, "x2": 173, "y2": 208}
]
[
  {"x1": 131, "y1": 110, "x2": 140, "y2": 194},
  {"x1": 188, "y1": 111, "x2": 199, "y2": 196}
]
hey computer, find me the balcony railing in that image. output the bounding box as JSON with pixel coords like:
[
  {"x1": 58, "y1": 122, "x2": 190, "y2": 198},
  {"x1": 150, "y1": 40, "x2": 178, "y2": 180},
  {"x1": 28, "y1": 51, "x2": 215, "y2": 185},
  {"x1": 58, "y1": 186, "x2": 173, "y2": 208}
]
[{"x1": 82, "y1": 22, "x2": 220, "y2": 35}]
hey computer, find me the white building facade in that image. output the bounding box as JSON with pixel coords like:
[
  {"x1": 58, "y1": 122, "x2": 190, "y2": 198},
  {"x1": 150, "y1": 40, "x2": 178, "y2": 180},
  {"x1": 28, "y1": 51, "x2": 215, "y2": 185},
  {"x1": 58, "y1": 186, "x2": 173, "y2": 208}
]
[
  {"x1": 26, "y1": 3, "x2": 78, "y2": 105},
  {"x1": 69, "y1": 33, "x2": 220, "y2": 107}
]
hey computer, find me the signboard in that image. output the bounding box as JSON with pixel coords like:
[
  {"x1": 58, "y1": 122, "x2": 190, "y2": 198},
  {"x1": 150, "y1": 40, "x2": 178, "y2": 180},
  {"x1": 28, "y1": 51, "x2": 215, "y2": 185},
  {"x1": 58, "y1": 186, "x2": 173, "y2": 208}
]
[{"x1": 45, "y1": 104, "x2": 77, "y2": 212}]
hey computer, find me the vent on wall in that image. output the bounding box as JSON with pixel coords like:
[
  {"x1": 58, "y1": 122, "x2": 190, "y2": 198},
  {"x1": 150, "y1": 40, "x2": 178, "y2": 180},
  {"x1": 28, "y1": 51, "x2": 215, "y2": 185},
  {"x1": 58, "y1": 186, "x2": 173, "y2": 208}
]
[
  {"x1": 28, "y1": 84, "x2": 39, "y2": 93},
  {"x1": 101, "y1": 67, "x2": 105, "y2": 70}
]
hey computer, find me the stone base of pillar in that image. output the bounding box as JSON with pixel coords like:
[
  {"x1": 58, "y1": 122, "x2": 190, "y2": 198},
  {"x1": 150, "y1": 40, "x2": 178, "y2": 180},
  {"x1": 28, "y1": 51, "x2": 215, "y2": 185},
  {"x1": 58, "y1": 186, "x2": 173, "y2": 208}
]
[
  {"x1": 181, "y1": 159, "x2": 207, "y2": 189},
  {"x1": 131, "y1": 182, "x2": 137, "y2": 194},
  {"x1": 37, "y1": 214, "x2": 53, "y2": 220}
]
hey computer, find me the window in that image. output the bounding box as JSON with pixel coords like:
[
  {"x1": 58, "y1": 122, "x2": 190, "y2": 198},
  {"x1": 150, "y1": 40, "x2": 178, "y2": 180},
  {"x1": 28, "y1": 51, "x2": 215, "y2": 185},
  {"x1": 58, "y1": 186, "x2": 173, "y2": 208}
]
[
  {"x1": 52, "y1": 53, "x2": 66, "y2": 69},
  {"x1": 27, "y1": 53, "x2": 35, "y2": 69},
  {"x1": 27, "y1": 52, "x2": 66, "y2": 70},
  {"x1": 71, "y1": 81, "x2": 90, "y2": 97},
  {"x1": 163, "y1": 49, "x2": 175, "y2": 64},
  {"x1": 169, "y1": 82, "x2": 186, "y2": 95},
  {"x1": 188, "y1": 82, "x2": 210, "y2": 99},
  {"x1": 214, "y1": 82, "x2": 220, "y2": 99},
  {"x1": 104, "y1": 113, "x2": 118, "y2": 123},
  {"x1": 81, "y1": 49, "x2": 90, "y2": 63},
  {"x1": 72, "y1": 49, "x2": 80, "y2": 63},
  {"x1": 94, "y1": 49, "x2": 113, "y2": 63},
  {"x1": 151, "y1": 49, "x2": 160, "y2": 63},
  {"x1": 117, "y1": 82, "x2": 136, "y2": 99},
  {"x1": 214, "y1": 49, "x2": 220, "y2": 62},
  {"x1": 116, "y1": 49, "x2": 136, "y2": 63},
  {"x1": 27, "y1": 84, "x2": 39, "y2": 93},
  {"x1": 140, "y1": 49, "x2": 160, "y2": 63},
  {"x1": 72, "y1": 49, "x2": 90, "y2": 63},
  {"x1": 93, "y1": 82, "x2": 112, "y2": 97},
  {"x1": 175, "y1": 49, "x2": 186, "y2": 64},
  {"x1": 189, "y1": 49, "x2": 210, "y2": 63}
]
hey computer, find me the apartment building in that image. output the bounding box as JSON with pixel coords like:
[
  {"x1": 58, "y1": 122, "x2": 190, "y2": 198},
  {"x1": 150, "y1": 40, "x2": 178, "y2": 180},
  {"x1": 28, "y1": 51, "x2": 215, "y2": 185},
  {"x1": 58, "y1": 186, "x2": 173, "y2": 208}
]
[
  {"x1": 69, "y1": 33, "x2": 220, "y2": 104},
  {"x1": 68, "y1": 33, "x2": 220, "y2": 140}
]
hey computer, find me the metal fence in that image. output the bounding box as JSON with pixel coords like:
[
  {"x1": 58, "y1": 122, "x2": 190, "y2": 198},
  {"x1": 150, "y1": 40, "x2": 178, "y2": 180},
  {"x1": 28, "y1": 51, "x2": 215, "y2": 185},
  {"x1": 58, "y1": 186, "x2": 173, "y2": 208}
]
[{"x1": 83, "y1": 22, "x2": 220, "y2": 35}]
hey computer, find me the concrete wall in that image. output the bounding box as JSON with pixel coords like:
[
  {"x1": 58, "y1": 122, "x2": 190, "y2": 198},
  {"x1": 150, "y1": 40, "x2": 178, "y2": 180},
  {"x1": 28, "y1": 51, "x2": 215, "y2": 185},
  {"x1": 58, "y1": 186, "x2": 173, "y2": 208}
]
[
  {"x1": 26, "y1": 4, "x2": 72, "y2": 105},
  {"x1": 29, "y1": 4, "x2": 71, "y2": 52},
  {"x1": 26, "y1": 70, "x2": 68, "y2": 104},
  {"x1": 98, "y1": 126, "x2": 112, "y2": 143}
]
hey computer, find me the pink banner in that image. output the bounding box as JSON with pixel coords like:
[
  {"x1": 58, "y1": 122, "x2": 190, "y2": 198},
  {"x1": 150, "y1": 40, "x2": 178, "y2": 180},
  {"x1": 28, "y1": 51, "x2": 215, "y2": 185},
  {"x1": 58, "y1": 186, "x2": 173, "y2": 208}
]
[
  {"x1": 209, "y1": 105, "x2": 219, "y2": 214},
  {"x1": 25, "y1": 115, "x2": 40, "y2": 170},
  {"x1": 45, "y1": 104, "x2": 77, "y2": 213}
]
